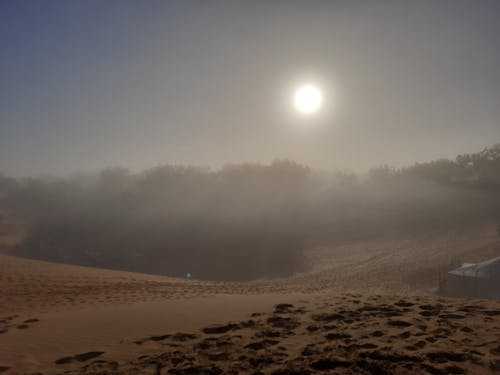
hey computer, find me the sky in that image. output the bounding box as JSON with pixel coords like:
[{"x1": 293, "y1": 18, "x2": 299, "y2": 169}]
[{"x1": 1, "y1": 0, "x2": 499, "y2": 177}]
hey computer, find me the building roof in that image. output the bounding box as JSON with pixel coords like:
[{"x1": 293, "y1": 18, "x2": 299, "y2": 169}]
[{"x1": 448, "y1": 256, "x2": 500, "y2": 279}]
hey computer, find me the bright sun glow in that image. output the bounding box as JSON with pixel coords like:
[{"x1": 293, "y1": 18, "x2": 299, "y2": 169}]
[{"x1": 293, "y1": 84, "x2": 322, "y2": 114}]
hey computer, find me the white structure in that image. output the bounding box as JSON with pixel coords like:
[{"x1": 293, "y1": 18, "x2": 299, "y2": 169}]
[{"x1": 440, "y1": 257, "x2": 500, "y2": 299}]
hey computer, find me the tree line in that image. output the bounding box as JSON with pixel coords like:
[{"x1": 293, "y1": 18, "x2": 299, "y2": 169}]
[{"x1": 0, "y1": 145, "x2": 499, "y2": 280}]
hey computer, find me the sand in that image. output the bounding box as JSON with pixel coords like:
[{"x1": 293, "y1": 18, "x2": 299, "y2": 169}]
[
  {"x1": 2, "y1": 293, "x2": 499, "y2": 374},
  {"x1": 0, "y1": 293, "x2": 307, "y2": 373},
  {"x1": 1, "y1": 225, "x2": 500, "y2": 374}
]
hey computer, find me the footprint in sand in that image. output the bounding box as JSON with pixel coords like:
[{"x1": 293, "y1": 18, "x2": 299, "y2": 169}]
[
  {"x1": 202, "y1": 323, "x2": 240, "y2": 334},
  {"x1": 439, "y1": 314, "x2": 465, "y2": 320},
  {"x1": 398, "y1": 331, "x2": 411, "y2": 339},
  {"x1": 267, "y1": 316, "x2": 300, "y2": 330},
  {"x1": 387, "y1": 320, "x2": 412, "y2": 328},
  {"x1": 55, "y1": 351, "x2": 105, "y2": 365},
  {"x1": 170, "y1": 333, "x2": 198, "y2": 342},
  {"x1": 274, "y1": 303, "x2": 295, "y2": 314},
  {"x1": 395, "y1": 300, "x2": 414, "y2": 307},
  {"x1": 325, "y1": 332, "x2": 352, "y2": 340},
  {"x1": 426, "y1": 351, "x2": 469, "y2": 363},
  {"x1": 259, "y1": 329, "x2": 281, "y2": 338},
  {"x1": 206, "y1": 352, "x2": 229, "y2": 361},
  {"x1": 310, "y1": 358, "x2": 351, "y2": 370},
  {"x1": 302, "y1": 344, "x2": 318, "y2": 356},
  {"x1": 244, "y1": 339, "x2": 279, "y2": 350}
]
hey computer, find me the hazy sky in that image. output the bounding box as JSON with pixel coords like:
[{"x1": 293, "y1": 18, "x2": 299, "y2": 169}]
[{"x1": 1, "y1": 0, "x2": 499, "y2": 176}]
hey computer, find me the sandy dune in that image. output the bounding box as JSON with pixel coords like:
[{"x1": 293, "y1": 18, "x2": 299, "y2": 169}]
[
  {"x1": 2, "y1": 225, "x2": 498, "y2": 316},
  {"x1": 0, "y1": 293, "x2": 307, "y2": 373},
  {"x1": 1, "y1": 225, "x2": 499, "y2": 374},
  {"x1": 2, "y1": 294, "x2": 499, "y2": 374}
]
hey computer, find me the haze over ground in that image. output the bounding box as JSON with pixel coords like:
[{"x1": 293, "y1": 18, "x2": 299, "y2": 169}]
[
  {"x1": 1, "y1": 2, "x2": 500, "y2": 374},
  {"x1": 1, "y1": 0, "x2": 500, "y2": 177}
]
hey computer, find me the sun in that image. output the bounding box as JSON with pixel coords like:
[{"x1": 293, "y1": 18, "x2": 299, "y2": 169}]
[{"x1": 293, "y1": 84, "x2": 322, "y2": 114}]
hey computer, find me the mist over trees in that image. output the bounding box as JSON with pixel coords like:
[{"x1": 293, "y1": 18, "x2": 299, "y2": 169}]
[
  {"x1": 1, "y1": 145, "x2": 499, "y2": 281},
  {"x1": 370, "y1": 144, "x2": 500, "y2": 189},
  {"x1": 0, "y1": 160, "x2": 309, "y2": 281}
]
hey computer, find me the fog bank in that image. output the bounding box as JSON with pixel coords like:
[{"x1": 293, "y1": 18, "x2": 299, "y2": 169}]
[{"x1": 1, "y1": 146, "x2": 499, "y2": 281}]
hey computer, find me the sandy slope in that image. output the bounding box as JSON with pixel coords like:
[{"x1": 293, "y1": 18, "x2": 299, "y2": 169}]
[
  {"x1": 0, "y1": 255, "x2": 300, "y2": 373},
  {"x1": 0, "y1": 253, "x2": 225, "y2": 315},
  {"x1": 1, "y1": 225, "x2": 499, "y2": 374},
  {"x1": 0, "y1": 293, "x2": 307, "y2": 373},
  {"x1": 2, "y1": 225, "x2": 498, "y2": 316},
  {"x1": 2, "y1": 294, "x2": 499, "y2": 374}
]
